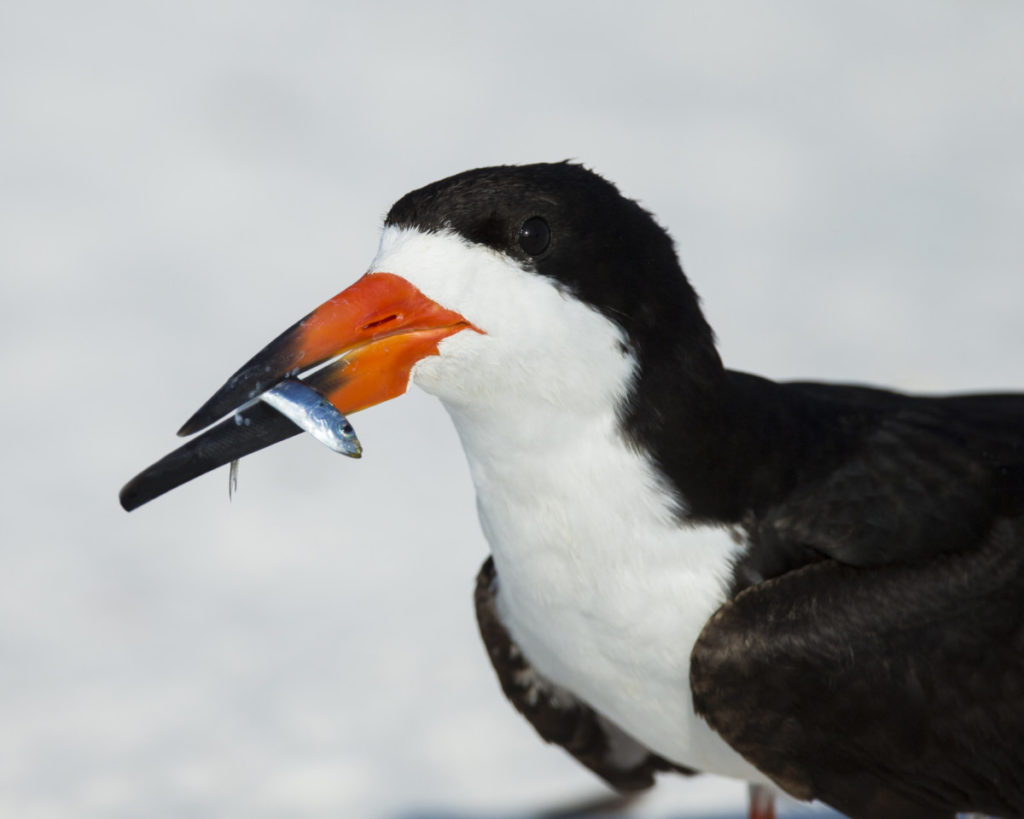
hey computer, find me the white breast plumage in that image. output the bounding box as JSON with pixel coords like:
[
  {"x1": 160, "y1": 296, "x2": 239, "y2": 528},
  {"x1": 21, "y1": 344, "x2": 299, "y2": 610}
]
[{"x1": 448, "y1": 391, "x2": 768, "y2": 782}]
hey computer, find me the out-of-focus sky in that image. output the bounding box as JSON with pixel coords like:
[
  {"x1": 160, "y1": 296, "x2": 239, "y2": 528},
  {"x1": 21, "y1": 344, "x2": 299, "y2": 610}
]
[{"x1": 2, "y1": 2, "x2": 1022, "y2": 817}]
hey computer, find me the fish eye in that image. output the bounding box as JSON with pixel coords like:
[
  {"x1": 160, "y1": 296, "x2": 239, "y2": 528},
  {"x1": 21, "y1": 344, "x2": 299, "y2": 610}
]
[{"x1": 516, "y1": 216, "x2": 551, "y2": 256}]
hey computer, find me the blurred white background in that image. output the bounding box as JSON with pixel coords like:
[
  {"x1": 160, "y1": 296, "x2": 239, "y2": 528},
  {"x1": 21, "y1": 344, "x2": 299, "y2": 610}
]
[{"x1": 2, "y1": 2, "x2": 1022, "y2": 817}]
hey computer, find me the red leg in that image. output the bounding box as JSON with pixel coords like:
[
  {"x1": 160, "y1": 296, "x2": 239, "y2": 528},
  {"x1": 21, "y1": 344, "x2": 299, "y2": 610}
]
[{"x1": 748, "y1": 783, "x2": 776, "y2": 819}]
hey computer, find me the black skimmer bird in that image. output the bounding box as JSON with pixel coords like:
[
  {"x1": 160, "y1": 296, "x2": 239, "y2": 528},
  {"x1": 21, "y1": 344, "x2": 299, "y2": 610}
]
[{"x1": 121, "y1": 163, "x2": 1024, "y2": 819}]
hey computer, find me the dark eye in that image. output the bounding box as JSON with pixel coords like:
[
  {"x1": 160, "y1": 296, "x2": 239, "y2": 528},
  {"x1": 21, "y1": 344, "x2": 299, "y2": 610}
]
[{"x1": 516, "y1": 216, "x2": 550, "y2": 256}]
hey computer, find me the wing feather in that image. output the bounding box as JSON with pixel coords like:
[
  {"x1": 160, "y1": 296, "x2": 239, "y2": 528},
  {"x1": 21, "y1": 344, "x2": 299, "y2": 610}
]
[{"x1": 692, "y1": 516, "x2": 1024, "y2": 819}]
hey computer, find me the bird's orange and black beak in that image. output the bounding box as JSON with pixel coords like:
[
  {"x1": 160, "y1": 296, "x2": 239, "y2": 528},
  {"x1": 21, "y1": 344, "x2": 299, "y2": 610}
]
[{"x1": 119, "y1": 272, "x2": 474, "y2": 511}]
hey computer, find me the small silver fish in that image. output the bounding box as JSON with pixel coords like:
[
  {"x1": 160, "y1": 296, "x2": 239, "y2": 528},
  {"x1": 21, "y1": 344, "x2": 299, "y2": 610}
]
[{"x1": 259, "y1": 379, "x2": 363, "y2": 458}]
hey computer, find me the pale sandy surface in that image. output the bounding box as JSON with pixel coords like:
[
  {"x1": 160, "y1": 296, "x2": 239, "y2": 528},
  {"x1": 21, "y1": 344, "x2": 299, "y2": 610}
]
[{"x1": 2, "y1": 3, "x2": 1022, "y2": 817}]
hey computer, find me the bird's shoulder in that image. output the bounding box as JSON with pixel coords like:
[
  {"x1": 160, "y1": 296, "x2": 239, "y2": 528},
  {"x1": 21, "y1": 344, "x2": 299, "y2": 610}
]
[{"x1": 720, "y1": 374, "x2": 1024, "y2": 586}]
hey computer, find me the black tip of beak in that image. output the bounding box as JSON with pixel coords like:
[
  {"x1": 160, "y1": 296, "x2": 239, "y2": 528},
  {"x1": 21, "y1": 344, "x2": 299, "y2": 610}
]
[{"x1": 120, "y1": 402, "x2": 301, "y2": 511}]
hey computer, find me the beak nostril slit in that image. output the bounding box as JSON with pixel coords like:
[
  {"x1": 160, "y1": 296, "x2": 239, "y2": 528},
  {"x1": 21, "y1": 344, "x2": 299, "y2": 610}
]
[{"x1": 362, "y1": 314, "x2": 399, "y2": 332}]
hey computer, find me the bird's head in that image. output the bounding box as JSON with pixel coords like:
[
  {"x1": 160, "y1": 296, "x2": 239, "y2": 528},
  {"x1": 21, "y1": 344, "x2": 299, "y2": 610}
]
[{"x1": 120, "y1": 163, "x2": 717, "y2": 510}]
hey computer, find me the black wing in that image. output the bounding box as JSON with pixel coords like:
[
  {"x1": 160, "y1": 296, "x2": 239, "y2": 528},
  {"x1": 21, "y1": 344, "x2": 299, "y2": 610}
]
[
  {"x1": 474, "y1": 557, "x2": 692, "y2": 791},
  {"x1": 691, "y1": 515, "x2": 1024, "y2": 819},
  {"x1": 729, "y1": 380, "x2": 1024, "y2": 586}
]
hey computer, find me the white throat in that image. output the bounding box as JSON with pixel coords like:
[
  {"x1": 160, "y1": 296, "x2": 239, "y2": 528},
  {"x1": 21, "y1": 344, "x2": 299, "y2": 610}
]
[{"x1": 370, "y1": 225, "x2": 766, "y2": 781}]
